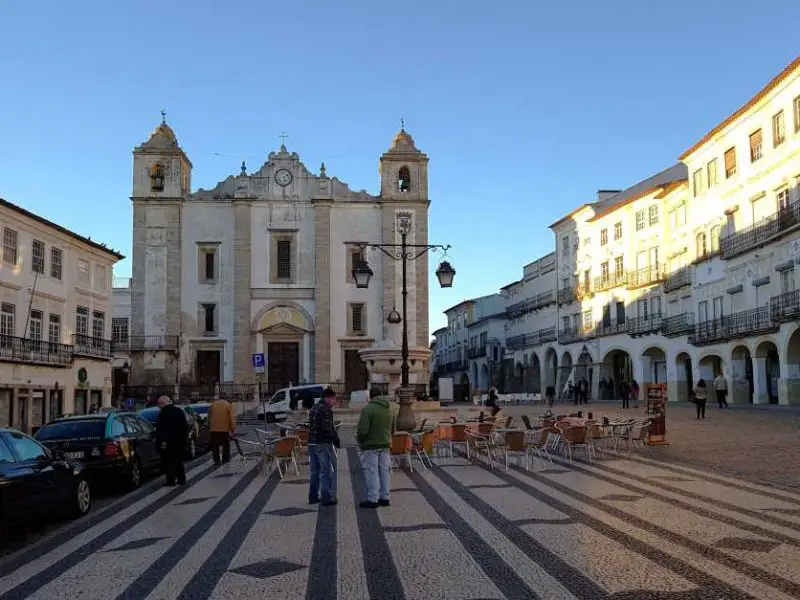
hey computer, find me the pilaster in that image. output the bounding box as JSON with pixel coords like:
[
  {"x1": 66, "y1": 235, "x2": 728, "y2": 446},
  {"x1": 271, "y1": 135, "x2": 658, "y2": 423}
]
[
  {"x1": 233, "y1": 203, "x2": 252, "y2": 382},
  {"x1": 314, "y1": 201, "x2": 332, "y2": 382}
]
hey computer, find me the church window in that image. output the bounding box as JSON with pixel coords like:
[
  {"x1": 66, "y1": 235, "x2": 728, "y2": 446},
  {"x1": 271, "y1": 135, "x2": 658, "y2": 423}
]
[
  {"x1": 348, "y1": 248, "x2": 364, "y2": 283},
  {"x1": 277, "y1": 240, "x2": 292, "y2": 280},
  {"x1": 198, "y1": 245, "x2": 219, "y2": 283},
  {"x1": 201, "y1": 303, "x2": 217, "y2": 334},
  {"x1": 349, "y1": 303, "x2": 365, "y2": 335},
  {"x1": 398, "y1": 166, "x2": 411, "y2": 193},
  {"x1": 150, "y1": 164, "x2": 165, "y2": 191}
]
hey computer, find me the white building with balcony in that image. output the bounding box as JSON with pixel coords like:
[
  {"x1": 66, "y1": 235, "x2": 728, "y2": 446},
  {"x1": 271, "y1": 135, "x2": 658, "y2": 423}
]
[
  {"x1": 0, "y1": 197, "x2": 123, "y2": 431},
  {"x1": 440, "y1": 55, "x2": 800, "y2": 406}
]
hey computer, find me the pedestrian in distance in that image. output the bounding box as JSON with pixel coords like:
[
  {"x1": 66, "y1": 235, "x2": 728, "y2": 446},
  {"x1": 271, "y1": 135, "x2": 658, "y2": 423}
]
[
  {"x1": 308, "y1": 387, "x2": 340, "y2": 506},
  {"x1": 208, "y1": 396, "x2": 236, "y2": 466},
  {"x1": 155, "y1": 395, "x2": 188, "y2": 486},
  {"x1": 693, "y1": 379, "x2": 708, "y2": 419},
  {"x1": 357, "y1": 387, "x2": 396, "y2": 509},
  {"x1": 630, "y1": 379, "x2": 640, "y2": 408},
  {"x1": 714, "y1": 372, "x2": 729, "y2": 408},
  {"x1": 545, "y1": 384, "x2": 556, "y2": 407},
  {"x1": 621, "y1": 379, "x2": 631, "y2": 409}
]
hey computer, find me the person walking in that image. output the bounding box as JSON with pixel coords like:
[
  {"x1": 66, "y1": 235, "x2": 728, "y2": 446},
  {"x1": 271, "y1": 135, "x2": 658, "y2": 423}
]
[
  {"x1": 357, "y1": 388, "x2": 395, "y2": 509},
  {"x1": 714, "y1": 372, "x2": 729, "y2": 408},
  {"x1": 155, "y1": 395, "x2": 188, "y2": 486},
  {"x1": 620, "y1": 379, "x2": 631, "y2": 409},
  {"x1": 630, "y1": 379, "x2": 640, "y2": 408},
  {"x1": 693, "y1": 379, "x2": 708, "y2": 419},
  {"x1": 545, "y1": 384, "x2": 556, "y2": 407},
  {"x1": 308, "y1": 387, "x2": 340, "y2": 506},
  {"x1": 208, "y1": 396, "x2": 236, "y2": 466}
]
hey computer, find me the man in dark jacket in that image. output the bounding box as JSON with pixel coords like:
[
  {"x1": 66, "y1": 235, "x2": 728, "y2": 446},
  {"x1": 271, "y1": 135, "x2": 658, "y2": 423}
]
[
  {"x1": 307, "y1": 388, "x2": 340, "y2": 506},
  {"x1": 156, "y1": 395, "x2": 188, "y2": 486}
]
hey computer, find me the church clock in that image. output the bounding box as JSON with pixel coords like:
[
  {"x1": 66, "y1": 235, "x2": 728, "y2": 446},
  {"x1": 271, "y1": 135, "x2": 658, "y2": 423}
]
[{"x1": 275, "y1": 168, "x2": 293, "y2": 187}]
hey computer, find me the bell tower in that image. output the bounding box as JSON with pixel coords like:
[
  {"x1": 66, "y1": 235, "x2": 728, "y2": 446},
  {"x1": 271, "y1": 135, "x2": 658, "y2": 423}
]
[
  {"x1": 379, "y1": 123, "x2": 429, "y2": 201},
  {"x1": 129, "y1": 114, "x2": 192, "y2": 386},
  {"x1": 379, "y1": 125, "x2": 431, "y2": 351}
]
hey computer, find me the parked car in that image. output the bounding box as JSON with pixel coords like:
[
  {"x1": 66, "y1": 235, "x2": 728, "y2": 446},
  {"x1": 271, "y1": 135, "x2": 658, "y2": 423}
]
[
  {"x1": 0, "y1": 426, "x2": 92, "y2": 536},
  {"x1": 183, "y1": 402, "x2": 211, "y2": 425},
  {"x1": 257, "y1": 384, "x2": 329, "y2": 422},
  {"x1": 138, "y1": 406, "x2": 209, "y2": 459},
  {"x1": 34, "y1": 413, "x2": 161, "y2": 491}
]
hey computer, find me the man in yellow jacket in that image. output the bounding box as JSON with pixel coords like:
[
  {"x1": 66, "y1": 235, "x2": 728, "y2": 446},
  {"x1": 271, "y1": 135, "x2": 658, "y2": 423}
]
[{"x1": 208, "y1": 397, "x2": 236, "y2": 465}]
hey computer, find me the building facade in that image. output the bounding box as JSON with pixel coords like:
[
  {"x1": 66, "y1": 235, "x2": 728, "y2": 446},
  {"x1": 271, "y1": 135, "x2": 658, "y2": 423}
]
[
  {"x1": 434, "y1": 55, "x2": 800, "y2": 406},
  {"x1": 113, "y1": 120, "x2": 430, "y2": 395},
  {"x1": 0, "y1": 198, "x2": 123, "y2": 430}
]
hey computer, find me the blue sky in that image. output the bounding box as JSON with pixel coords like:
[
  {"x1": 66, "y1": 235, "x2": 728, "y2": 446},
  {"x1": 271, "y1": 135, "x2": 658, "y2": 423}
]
[{"x1": 0, "y1": 1, "x2": 798, "y2": 332}]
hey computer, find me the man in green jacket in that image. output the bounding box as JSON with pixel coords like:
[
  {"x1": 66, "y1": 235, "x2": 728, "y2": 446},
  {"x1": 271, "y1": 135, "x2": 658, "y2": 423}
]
[{"x1": 356, "y1": 388, "x2": 396, "y2": 508}]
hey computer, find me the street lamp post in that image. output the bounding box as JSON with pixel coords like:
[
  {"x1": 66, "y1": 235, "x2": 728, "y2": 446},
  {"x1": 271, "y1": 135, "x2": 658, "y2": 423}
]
[{"x1": 351, "y1": 213, "x2": 455, "y2": 432}]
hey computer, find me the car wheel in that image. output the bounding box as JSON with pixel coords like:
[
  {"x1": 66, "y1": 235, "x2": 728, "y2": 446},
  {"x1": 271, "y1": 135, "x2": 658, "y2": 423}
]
[
  {"x1": 265, "y1": 413, "x2": 276, "y2": 423},
  {"x1": 186, "y1": 437, "x2": 197, "y2": 460},
  {"x1": 71, "y1": 478, "x2": 92, "y2": 518},
  {"x1": 127, "y1": 457, "x2": 142, "y2": 491}
]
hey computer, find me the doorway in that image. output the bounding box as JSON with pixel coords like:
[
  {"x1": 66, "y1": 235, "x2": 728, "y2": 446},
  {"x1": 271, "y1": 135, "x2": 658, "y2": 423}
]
[
  {"x1": 267, "y1": 342, "x2": 300, "y2": 388},
  {"x1": 344, "y1": 349, "x2": 369, "y2": 393},
  {"x1": 196, "y1": 350, "x2": 222, "y2": 384}
]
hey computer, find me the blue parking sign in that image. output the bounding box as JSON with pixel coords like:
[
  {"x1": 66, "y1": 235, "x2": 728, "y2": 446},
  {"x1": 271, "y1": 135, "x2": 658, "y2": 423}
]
[{"x1": 252, "y1": 353, "x2": 265, "y2": 373}]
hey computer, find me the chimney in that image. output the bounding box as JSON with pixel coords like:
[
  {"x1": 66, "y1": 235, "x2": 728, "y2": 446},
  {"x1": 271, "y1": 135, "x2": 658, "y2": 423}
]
[{"x1": 596, "y1": 189, "x2": 621, "y2": 203}]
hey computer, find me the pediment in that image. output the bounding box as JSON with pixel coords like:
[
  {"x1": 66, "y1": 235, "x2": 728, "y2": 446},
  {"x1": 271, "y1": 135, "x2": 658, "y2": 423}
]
[{"x1": 259, "y1": 322, "x2": 306, "y2": 336}]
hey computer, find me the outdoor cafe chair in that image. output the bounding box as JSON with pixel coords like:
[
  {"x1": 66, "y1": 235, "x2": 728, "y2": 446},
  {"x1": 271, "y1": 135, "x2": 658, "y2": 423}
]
[
  {"x1": 434, "y1": 423, "x2": 454, "y2": 458},
  {"x1": 466, "y1": 431, "x2": 498, "y2": 470},
  {"x1": 231, "y1": 436, "x2": 265, "y2": 476},
  {"x1": 526, "y1": 427, "x2": 553, "y2": 465},
  {"x1": 412, "y1": 429, "x2": 437, "y2": 469},
  {"x1": 555, "y1": 424, "x2": 593, "y2": 463},
  {"x1": 390, "y1": 432, "x2": 414, "y2": 471},
  {"x1": 622, "y1": 420, "x2": 651, "y2": 455},
  {"x1": 266, "y1": 436, "x2": 301, "y2": 479},
  {"x1": 450, "y1": 423, "x2": 470, "y2": 460},
  {"x1": 503, "y1": 430, "x2": 530, "y2": 471}
]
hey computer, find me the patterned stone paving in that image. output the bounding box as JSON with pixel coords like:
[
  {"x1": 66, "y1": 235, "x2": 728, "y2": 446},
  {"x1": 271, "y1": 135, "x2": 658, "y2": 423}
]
[{"x1": 2, "y1": 435, "x2": 800, "y2": 599}]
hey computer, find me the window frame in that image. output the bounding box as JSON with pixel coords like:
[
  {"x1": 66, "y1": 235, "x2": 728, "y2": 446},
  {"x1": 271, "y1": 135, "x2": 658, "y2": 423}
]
[
  {"x1": 2, "y1": 228, "x2": 18, "y2": 266},
  {"x1": 29, "y1": 309, "x2": 43, "y2": 341},
  {"x1": 648, "y1": 205, "x2": 659, "y2": 227},
  {"x1": 50, "y1": 247, "x2": 63, "y2": 280},
  {"x1": 707, "y1": 158, "x2": 718, "y2": 188},
  {"x1": 749, "y1": 129, "x2": 763, "y2": 163},
  {"x1": 77, "y1": 259, "x2": 90, "y2": 286},
  {"x1": 31, "y1": 239, "x2": 45, "y2": 274},
  {"x1": 48, "y1": 313, "x2": 61, "y2": 344},
  {"x1": 599, "y1": 228, "x2": 608, "y2": 246},
  {"x1": 200, "y1": 302, "x2": 217, "y2": 335},
  {"x1": 773, "y1": 110, "x2": 786, "y2": 147},
  {"x1": 724, "y1": 147, "x2": 737, "y2": 178},
  {"x1": 635, "y1": 210, "x2": 645, "y2": 232},
  {"x1": 76, "y1": 306, "x2": 89, "y2": 336},
  {"x1": 613, "y1": 222, "x2": 622, "y2": 240}
]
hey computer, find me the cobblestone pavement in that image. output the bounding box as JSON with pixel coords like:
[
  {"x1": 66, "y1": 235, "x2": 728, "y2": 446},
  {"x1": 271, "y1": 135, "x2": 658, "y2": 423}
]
[
  {"x1": 502, "y1": 401, "x2": 800, "y2": 491},
  {"x1": 3, "y1": 426, "x2": 800, "y2": 600}
]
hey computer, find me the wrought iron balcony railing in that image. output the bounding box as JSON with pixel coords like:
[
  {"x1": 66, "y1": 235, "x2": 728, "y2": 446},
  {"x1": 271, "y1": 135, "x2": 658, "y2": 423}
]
[
  {"x1": 467, "y1": 345, "x2": 487, "y2": 359},
  {"x1": 721, "y1": 200, "x2": 800, "y2": 259},
  {"x1": 576, "y1": 282, "x2": 593, "y2": 299},
  {"x1": 72, "y1": 334, "x2": 113, "y2": 359},
  {"x1": 661, "y1": 313, "x2": 695, "y2": 337},
  {"x1": 594, "y1": 271, "x2": 628, "y2": 292},
  {"x1": 664, "y1": 266, "x2": 692, "y2": 292},
  {"x1": 771, "y1": 289, "x2": 800, "y2": 323},
  {"x1": 0, "y1": 335, "x2": 73, "y2": 367},
  {"x1": 506, "y1": 332, "x2": 539, "y2": 350},
  {"x1": 558, "y1": 327, "x2": 581, "y2": 344},
  {"x1": 558, "y1": 287, "x2": 575, "y2": 304},
  {"x1": 689, "y1": 306, "x2": 776, "y2": 345},
  {"x1": 538, "y1": 326, "x2": 557, "y2": 343},
  {"x1": 627, "y1": 313, "x2": 662, "y2": 336},
  {"x1": 595, "y1": 321, "x2": 629, "y2": 337},
  {"x1": 534, "y1": 290, "x2": 555, "y2": 308},
  {"x1": 506, "y1": 298, "x2": 535, "y2": 319},
  {"x1": 126, "y1": 335, "x2": 181, "y2": 351},
  {"x1": 627, "y1": 265, "x2": 665, "y2": 289}
]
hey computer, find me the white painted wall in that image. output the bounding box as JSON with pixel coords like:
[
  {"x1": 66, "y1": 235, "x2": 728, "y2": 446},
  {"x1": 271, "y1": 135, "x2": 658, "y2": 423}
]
[{"x1": 181, "y1": 201, "x2": 236, "y2": 380}]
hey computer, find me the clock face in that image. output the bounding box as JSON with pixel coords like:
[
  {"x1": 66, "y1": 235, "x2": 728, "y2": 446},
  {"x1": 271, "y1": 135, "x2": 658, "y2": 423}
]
[{"x1": 275, "y1": 168, "x2": 293, "y2": 187}]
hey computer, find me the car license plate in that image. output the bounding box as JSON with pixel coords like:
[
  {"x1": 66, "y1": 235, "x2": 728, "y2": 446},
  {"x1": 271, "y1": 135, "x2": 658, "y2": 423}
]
[{"x1": 64, "y1": 451, "x2": 84, "y2": 460}]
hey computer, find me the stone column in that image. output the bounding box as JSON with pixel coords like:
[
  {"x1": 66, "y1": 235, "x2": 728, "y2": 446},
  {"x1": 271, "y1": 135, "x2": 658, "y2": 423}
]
[
  {"x1": 233, "y1": 203, "x2": 252, "y2": 382},
  {"x1": 752, "y1": 357, "x2": 768, "y2": 404},
  {"x1": 313, "y1": 201, "x2": 332, "y2": 383}
]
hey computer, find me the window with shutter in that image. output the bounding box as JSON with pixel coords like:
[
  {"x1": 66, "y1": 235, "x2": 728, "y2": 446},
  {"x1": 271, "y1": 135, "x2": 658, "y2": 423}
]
[
  {"x1": 277, "y1": 240, "x2": 291, "y2": 280},
  {"x1": 773, "y1": 111, "x2": 786, "y2": 147},
  {"x1": 724, "y1": 147, "x2": 737, "y2": 178},
  {"x1": 749, "y1": 129, "x2": 762, "y2": 162},
  {"x1": 31, "y1": 240, "x2": 45, "y2": 274}
]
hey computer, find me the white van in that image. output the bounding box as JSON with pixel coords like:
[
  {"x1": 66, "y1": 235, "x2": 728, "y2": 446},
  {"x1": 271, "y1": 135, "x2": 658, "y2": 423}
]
[{"x1": 256, "y1": 384, "x2": 329, "y2": 422}]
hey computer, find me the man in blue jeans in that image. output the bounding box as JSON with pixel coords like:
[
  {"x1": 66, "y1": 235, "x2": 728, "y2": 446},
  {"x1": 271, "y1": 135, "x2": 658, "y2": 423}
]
[
  {"x1": 357, "y1": 388, "x2": 396, "y2": 508},
  {"x1": 308, "y1": 388, "x2": 340, "y2": 506}
]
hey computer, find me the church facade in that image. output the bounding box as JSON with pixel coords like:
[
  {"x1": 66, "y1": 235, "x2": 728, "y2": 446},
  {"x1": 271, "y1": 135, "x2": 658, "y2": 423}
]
[{"x1": 116, "y1": 120, "x2": 430, "y2": 394}]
